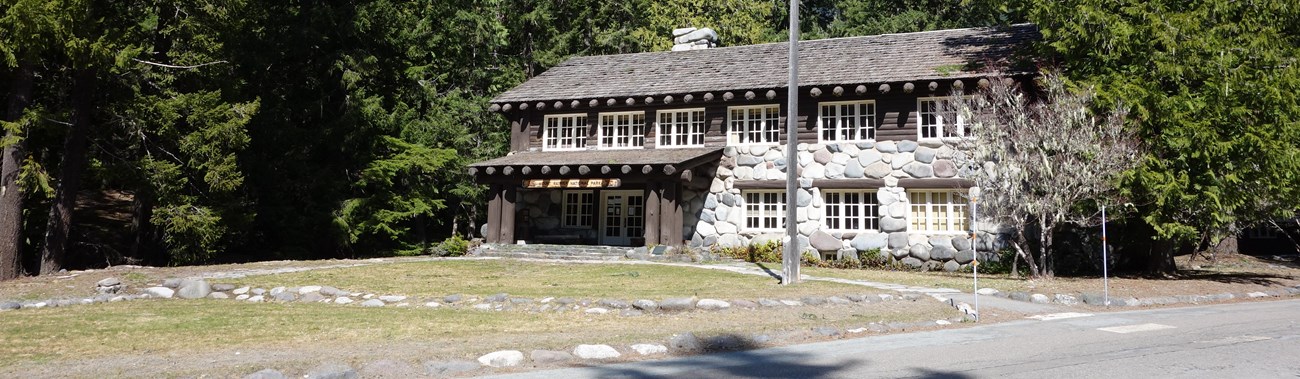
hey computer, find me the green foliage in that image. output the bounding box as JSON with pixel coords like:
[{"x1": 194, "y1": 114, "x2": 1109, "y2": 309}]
[
  {"x1": 1031, "y1": 1, "x2": 1300, "y2": 248},
  {"x1": 712, "y1": 240, "x2": 783, "y2": 263},
  {"x1": 433, "y1": 234, "x2": 471, "y2": 257}
]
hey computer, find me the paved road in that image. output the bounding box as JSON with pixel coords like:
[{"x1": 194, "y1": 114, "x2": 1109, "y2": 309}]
[{"x1": 481, "y1": 299, "x2": 1300, "y2": 379}]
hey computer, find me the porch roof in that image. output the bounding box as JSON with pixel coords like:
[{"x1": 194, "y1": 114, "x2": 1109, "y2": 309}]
[{"x1": 470, "y1": 147, "x2": 722, "y2": 168}]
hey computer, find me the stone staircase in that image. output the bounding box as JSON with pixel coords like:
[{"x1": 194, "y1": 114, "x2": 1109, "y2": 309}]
[{"x1": 472, "y1": 243, "x2": 632, "y2": 261}]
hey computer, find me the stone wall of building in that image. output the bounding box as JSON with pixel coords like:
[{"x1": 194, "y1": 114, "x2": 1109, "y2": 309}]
[{"x1": 684, "y1": 140, "x2": 1002, "y2": 271}]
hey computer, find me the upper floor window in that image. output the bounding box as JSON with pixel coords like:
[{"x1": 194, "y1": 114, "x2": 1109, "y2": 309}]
[
  {"x1": 743, "y1": 190, "x2": 785, "y2": 231},
  {"x1": 727, "y1": 105, "x2": 780, "y2": 145},
  {"x1": 544, "y1": 114, "x2": 588, "y2": 151},
  {"x1": 819, "y1": 101, "x2": 875, "y2": 142},
  {"x1": 908, "y1": 190, "x2": 969, "y2": 233},
  {"x1": 918, "y1": 97, "x2": 968, "y2": 139},
  {"x1": 598, "y1": 112, "x2": 645, "y2": 149},
  {"x1": 823, "y1": 190, "x2": 879, "y2": 232},
  {"x1": 657, "y1": 109, "x2": 706, "y2": 148}
]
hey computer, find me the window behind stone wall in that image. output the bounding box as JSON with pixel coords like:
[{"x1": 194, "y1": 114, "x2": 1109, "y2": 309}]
[
  {"x1": 823, "y1": 190, "x2": 879, "y2": 231},
  {"x1": 562, "y1": 191, "x2": 595, "y2": 227},
  {"x1": 918, "y1": 97, "x2": 967, "y2": 139},
  {"x1": 743, "y1": 190, "x2": 785, "y2": 231},
  {"x1": 908, "y1": 191, "x2": 968, "y2": 233}
]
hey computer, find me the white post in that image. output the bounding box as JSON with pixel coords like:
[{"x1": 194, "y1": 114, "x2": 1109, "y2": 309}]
[
  {"x1": 782, "y1": 0, "x2": 801, "y2": 285},
  {"x1": 1102, "y1": 205, "x2": 1109, "y2": 306},
  {"x1": 970, "y1": 187, "x2": 980, "y2": 321}
]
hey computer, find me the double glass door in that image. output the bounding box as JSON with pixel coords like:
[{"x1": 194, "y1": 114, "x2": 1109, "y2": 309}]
[{"x1": 600, "y1": 190, "x2": 644, "y2": 246}]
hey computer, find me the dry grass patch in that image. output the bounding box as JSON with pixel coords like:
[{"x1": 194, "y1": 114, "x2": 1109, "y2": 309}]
[
  {"x1": 0, "y1": 297, "x2": 956, "y2": 377},
  {"x1": 222, "y1": 260, "x2": 859, "y2": 299}
]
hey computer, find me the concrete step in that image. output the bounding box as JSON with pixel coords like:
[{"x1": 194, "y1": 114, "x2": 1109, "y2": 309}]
[{"x1": 473, "y1": 244, "x2": 631, "y2": 260}]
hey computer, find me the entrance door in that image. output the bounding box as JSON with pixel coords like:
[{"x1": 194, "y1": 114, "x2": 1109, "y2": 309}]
[{"x1": 600, "y1": 190, "x2": 644, "y2": 246}]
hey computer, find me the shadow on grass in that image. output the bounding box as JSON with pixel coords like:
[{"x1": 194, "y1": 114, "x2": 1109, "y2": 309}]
[
  {"x1": 752, "y1": 262, "x2": 785, "y2": 283},
  {"x1": 583, "y1": 333, "x2": 973, "y2": 379}
]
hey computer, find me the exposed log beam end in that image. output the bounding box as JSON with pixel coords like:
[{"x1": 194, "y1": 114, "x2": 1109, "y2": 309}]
[
  {"x1": 679, "y1": 169, "x2": 692, "y2": 182},
  {"x1": 621, "y1": 165, "x2": 633, "y2": 174},
  {"x1": 766, "y1": 90, "x2": 777, "y2": 100},
  {"x1": 485, "y1": 167, "x2": 497, "y2": 175},
  {"x1": 535, "y1": 102, "x2": 546, "y2": 111},
  {"x1": 467, "y1": 167, "x2": 478, "y2": 176},
  {"x1": 663, "y1": 165, "x2": 677, "y2": 176},
  {"x1": 723, "y1": 92, "x2": 734, "y2": 101},
  {"x1": 903, "y1": 82, "x2": 915, "y2": 93},
  {"x1": 641, "y1": 165, "x2": 653, "y2": 174},
  {"x1": 553, "y1": 101, "x2": 563, "y2": 110},
  {"x1": 703, "y1": 92, "x2": 714, "y2": 102},
  {"x1": 952, "y1": 80, "x2": 964, "y2": 90},
  {"x1": 519, "y1": 103, "x2": 529, "y2": 110},
  {"x1": 521, "y1": 166, "x2": 532, "y2": 175},
  {"x1": 601, "y1": 165, "x2": 612, "y2": 174},
  {"x1": 855, "y1": 85, "x2": 867, "y2": 95},
  {"x1": 664, "y1": 95, "x2": 674, "y2": 104},
  {"x1": 928, "y1": 81, "x2": 939, "y2": 91},
  {"x1": 625, "y1": 98, "x2": 635, "y2": 106},
  {"x1": 541, "y1": 166, "x2": 552, "y2": 175},
  {"x1": 607, "y1": 98, "x2": 617, "y2": 106},
  {"x1": 832, "y1": 86, "x2": 844, "y2": 97},
  {"x1": 878, "y1": 84, "x2": 891, "y2": 94},
  {"x1": 590, "y1": 99, "x2": 600, "y2": 108},
  {"x1": 643, "y1": 96, "x2": 653, "y2": 105},
  {"x1": 684, "y1": 94, "x2": 694, "y2": 103},
  {"x1": 744, "y1": 91, "x2": 755, "y2": 100},
  {"x1": 578, "y1": 165, "x2": 591, "y2": 175},
  {"x1": 488, "y1": 104, "x2": 501, "y2": 112},
  {"x1": 809, "y1": 87, "x2": 822, "y2": 97},
  {"x1": 559, "y1": 165, "x2": 572, "y2": 175},
  {"x1": 572, "y1": 100, "x2": 581, "y2": 109},
  {"x1": 978, "y1": 78, "x2": 991, "y2": 89},
  {"x1": 502, "y1": 166, "x2": 514, "y2": 176},
  {"x1": 502, "y1": 103, "x2": 513, "y2": 112}
]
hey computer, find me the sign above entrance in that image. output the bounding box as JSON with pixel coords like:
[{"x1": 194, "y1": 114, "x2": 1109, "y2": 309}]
[{"x1": 524, "y1": 178, "x2": 622, "y2": 189}]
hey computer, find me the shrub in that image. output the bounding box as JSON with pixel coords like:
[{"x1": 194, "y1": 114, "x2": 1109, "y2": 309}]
[
  {"x1": 712, "y1": 240, "x2": 783, "y2": 263},
  {"x1": 434, "y1": 234, "x2": 471, "y2": 257}
]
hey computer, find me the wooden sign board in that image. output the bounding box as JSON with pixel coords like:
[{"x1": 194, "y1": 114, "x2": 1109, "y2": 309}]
[{"x1": 524, "y1": 178, "x2": 622, "y2": 189}]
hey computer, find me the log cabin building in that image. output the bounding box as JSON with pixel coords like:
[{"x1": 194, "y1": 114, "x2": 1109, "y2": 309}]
[{"x1": 470, "y1": 24, "x2": 1039, "y2": 269}]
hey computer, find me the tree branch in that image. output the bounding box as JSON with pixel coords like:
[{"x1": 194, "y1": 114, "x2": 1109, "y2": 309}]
[{"x1": 131, "y1": 58, "x2": 228, "y2": 70}]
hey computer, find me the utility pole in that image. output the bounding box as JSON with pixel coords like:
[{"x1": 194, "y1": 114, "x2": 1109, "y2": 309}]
[{"x1": 782, "y1": 0, "x2": 801, "y2": 285}]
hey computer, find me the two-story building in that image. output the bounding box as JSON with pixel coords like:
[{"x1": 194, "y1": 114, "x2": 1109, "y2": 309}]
[{"x1": 469, "y1": 24, "x2": 1038, "y2": 270}]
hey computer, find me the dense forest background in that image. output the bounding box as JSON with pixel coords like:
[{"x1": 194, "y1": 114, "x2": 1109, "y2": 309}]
[{"x1": 1, "y1": 0, "x2": 1297, "y2": 278}]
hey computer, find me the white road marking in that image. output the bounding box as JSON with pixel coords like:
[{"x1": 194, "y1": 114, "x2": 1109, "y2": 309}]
[
  {"x1": 1194, "y1": 335, "x2": 1273, "y2": 344},
  {"x1": 1098, "y1": 323, "x2": 1177, "y2": 334},
  {"x1": 1027, "y1": 312, "x2": 1094, "y2": 321}
]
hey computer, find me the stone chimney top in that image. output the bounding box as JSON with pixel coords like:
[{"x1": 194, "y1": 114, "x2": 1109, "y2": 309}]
[{"x1": 672, "y1": 27, "x2": 719, "y2": 51}]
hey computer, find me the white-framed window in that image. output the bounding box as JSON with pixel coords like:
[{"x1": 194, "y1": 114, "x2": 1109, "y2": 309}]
[
  {"x1": 908, "y1": 191, "x2": 969, "y2": 233},
  {"x1": 823, "y1": 190, "x2": 879, "y2": 231},
  {"x1": 598, "y1": 112, "x2": 645, "y2": 149},
  {"x1": 743, "y1": 190, "x2": 786, "y2": 231},
  {"x1": 543, "y1": 114, "x2": 589, "y2": 151},
  {"x1": 562, "y1": 191, "x2": 595, "y2": 227},
  {"x1": 727, "y1": 105, "x2": 781, "y2": 145},
  {"x1": 819, "y1": 101, "x2": 876, "y2": 142},
  {"x1": 657, "y1": 109, "x2": 706, "y2": 148},
  {"x1": 918, "y1": 97, "x2": 969, "y2": 139}
]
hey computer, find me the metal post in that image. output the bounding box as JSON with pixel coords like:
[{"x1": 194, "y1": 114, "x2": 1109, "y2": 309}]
[
  {"x1": 782, "y1": 0, "x2": 801, "y2": 285},
  {"x1": 970, "y1": 187, "x2": 980, "y2": 321},
  {"x1": 1102, "y1": 205, "x2": 1109, "y2": 306}
]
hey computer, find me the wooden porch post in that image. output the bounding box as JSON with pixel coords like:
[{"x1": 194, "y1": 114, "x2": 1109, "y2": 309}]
[
  {"x1": 485, "y1": 184, "x2": 503, "y2": 243},
  {"x1": 660, "y1": 182, "x2": 684, "y2": 246},
  {"x1": 644, "y1": 182, "x2": 662, "y2": 246},
  {"x1": 499, "y1": 185, "x2": 517, "y2": 244}
]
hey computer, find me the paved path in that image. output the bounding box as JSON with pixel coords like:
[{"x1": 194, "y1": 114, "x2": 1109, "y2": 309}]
[{"x1": 480, "y1": 298, "x2": 1300, "y2": 379}]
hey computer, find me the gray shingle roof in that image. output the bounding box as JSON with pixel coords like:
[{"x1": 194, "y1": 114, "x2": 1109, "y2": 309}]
[{"x1": 492, "y1": 24, "x2": 1039, "y2": 104}]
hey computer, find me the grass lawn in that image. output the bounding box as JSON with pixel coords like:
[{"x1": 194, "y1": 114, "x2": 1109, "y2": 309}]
[{"x1": 0, "y1": 259, "x2": 960, "y2": 377}]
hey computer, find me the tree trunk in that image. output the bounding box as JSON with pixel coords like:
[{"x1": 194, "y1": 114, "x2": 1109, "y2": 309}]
[
  {"x1": 1, "y1": 62, "x2": 35, "y2": 280},
  {"x1": 1144, "y1": 238, "x2": 1178, "y2": 276},
  {"x1": 131, "y1": 193, "x2": 159, "y2": 265},
  {"x1": 40, "y1": 68, "x2": 96, "y2": 275},
  {"x1": 1037, "y1": 214, "x2": 1050, "y2": 278}
]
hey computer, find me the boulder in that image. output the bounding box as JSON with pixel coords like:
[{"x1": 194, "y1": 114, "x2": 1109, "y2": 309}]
[
  {"x1": 850, "y1": 232, "x2": 888, "y2": 251},
  {"x1": 954, "y1": 249, "x2": 976, "y2": 264},
  {"x1": 809, "y1": 230, "x2": 842, "y2": 252},
  {"x1": 952, "y1": 234, "x2": 972, "y2": 251},
  {"x1": 300, "y1": 292, "x2": 326, "y2": 303},
  {"x1": 909, "y1": 244, "x2": 931, "y2": 261},
  {"x1": 933, "y1": 160, "x2": 958, "y2": 178},
  {"x1": 930, "y1": 245, "x2": 956, "y2": 261},
  {"x1": 897, "y1": 140, "x2": 919, "y2": 152},
  {"x1": 900, "y1": 257, "x2": 924, "y2": 269},
  {"x1": 424, "y1": 360, "x2": 480, "y2": 376},
  {"x1": 360, "y1": 299, "x2": 385, "y2": 307},
  {"x1": 273, "y1": 292, "x2": 297, "y2": 302},
  {"x1": 914, "y1": 146, "x2": 936, "y2": 163},
  {"x1": 243, "y1": 369, "x2": 288, "y2": 379},
  {"x1": 659, "y1": 297, "x2": 697, "y2": 312},
  {"x1": 864, "y1": 162, "x2": 892, "y2": 178},
  {"x1": 573, "y1": 344, "x2": 621, "y2": 359},
  {"x1": 880, "y1": 217, "x2": 907, "y2": 233},
  {"x1": 96, "y1": 278, "x2": 124, "y2": 294},
  {"x1": 630, "y1": 344, "x2": 668, "y2": 355},
  {"x1": 887, "y1": 232, "x2": 910, "y2": 249},
  {"x1": 669, "y1": 332, "x2": 702, "y2": 353},
  {"x1": 143, "y1": 287, "x2": 175, "y2": 299},
  {"x1": 530, "y1": 350, "x2": 574, "y2": 364},
  {"x1": 359, "y1": 360, "x2": 420, "y2": 379},
  {"x1": 177, "y1": 279, "x2": 211, "y2": 299},
  {"x1": 632, "y1": 299, "x2": 658, "y2": 311},
  {"x1": 943, "y1": 261, "x2": 960, "y2": 272},
  {"x1": 696, "y1": 299, "x2": 731, "y2": 310},
  {"x1": 902, "y1": 162, "x2": 933, "y2": 178},
  {"x1": 305, "y1": 363, "x2": 358, "y2": 379},
  {"x1": 477, "y1": 350, "x2": 525, "y2": 368},
  {"x1": 1030, "y1": 294, "x2": 1051, "y2": 304}
]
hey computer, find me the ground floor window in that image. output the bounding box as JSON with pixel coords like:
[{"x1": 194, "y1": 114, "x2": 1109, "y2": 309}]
[
  {"x1": 563, "y1": 191, "x2": 595, "y2": 227},
  {"x1": 908, "y1": 191, "x2": 969, "y2": 233},
  {"x1": 743, "y1": 190, "x2": 785, "y2": 231},
  {"x1": 823, "y1": 190, "x2": 879, "y2": 231}
]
